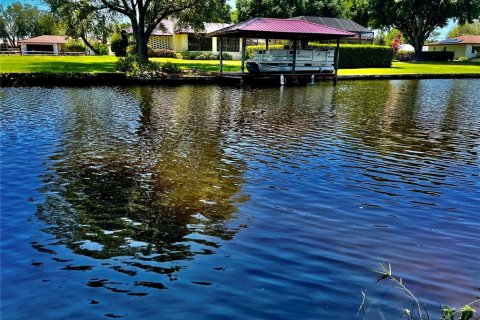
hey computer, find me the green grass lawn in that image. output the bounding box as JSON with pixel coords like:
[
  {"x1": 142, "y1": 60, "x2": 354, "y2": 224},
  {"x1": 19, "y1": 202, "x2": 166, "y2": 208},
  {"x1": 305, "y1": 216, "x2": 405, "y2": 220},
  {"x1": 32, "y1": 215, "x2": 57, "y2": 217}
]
[
  {"x1": 0, "y1": 55, "x2": 118, "y2": 73},
  {"x1": 339, "y1": 61, "x2": 480, "y2": 75},
  {"x1": 1, "y1": 55, "x2": 480, "y2": 75}
]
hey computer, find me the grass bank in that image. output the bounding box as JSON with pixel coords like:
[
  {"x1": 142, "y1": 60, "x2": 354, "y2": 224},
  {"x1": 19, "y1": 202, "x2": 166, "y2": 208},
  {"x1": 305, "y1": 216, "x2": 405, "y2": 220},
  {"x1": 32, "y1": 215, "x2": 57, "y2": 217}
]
[{"x1": 1, "y1": 55, "x2": 479, "y2": 75}]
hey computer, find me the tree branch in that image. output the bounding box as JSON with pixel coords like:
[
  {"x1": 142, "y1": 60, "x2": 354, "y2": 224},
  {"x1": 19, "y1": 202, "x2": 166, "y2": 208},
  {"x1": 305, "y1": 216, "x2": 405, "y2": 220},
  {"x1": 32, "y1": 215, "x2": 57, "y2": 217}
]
[{"x1": 99, "y1": 0, "x2": 133, "y2": 19}]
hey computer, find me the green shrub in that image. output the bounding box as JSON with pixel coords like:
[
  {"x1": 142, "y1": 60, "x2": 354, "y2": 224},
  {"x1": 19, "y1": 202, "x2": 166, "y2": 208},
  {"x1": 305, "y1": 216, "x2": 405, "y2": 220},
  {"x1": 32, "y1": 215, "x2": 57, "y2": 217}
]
[
  {"x1": 149, "y1": 49, "x2": 176, "y2": 58},
  {"x1": 395, "y1": 50, "x2": 415, "y2": 62},
  {"x1": 110, "y1": 32, "x2": 128, "y2": 57},
  {"x1": 115, "y1": 55, "x2": 138, "y2": 73},
  {"x1": 246, "y1": 44, "x2": 284, "y2": 59},
  {"x1": 197, "y1": 52, "x2": 216, "y2": 60},
  {"x1": 420, "y1": 51, "x2": 454, "y2": 61},
  {"x1": 138, "y1": 60, "x2": 161, "y2": 74},
  {"x1": 308, "y1": 43, "x2": 393, "y2": 68},
  {"x1": 126, "y1": 44, "x2": 153, "y2": 56},
  {"x1": 217, "y1": 52, "x2": 233, "y2": 60},
  {"x1": 161, "y1": 61, "x2": 181, "y2": 76},
  {"x1": 126, "y1": 44, "x2": 136, "y2": 55},
  {"x1": 65, "y1": 39, "x2": 86, "y2": 52},
  {"x1": 92, "y1": 42, "x2": 109, "y2": 56},
  {"x1": 179, "y1": 50, "x2": 198, "y2": 60},
  {"x1": 179, "y1": 50, "x2": 219, "y2": 60}
]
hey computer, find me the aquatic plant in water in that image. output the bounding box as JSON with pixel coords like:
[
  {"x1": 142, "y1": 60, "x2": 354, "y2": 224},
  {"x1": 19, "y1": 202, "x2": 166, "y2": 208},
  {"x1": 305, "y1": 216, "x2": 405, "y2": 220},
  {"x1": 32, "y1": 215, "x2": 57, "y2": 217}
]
[{"x1": 368, "y1": 263, "x2": 478, "y2": 320}]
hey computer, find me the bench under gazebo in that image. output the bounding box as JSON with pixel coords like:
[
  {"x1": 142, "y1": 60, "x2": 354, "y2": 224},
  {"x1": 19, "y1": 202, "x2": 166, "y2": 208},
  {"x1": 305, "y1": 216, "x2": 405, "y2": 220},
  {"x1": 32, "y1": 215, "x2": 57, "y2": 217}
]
[{"x1": 208, "y1": 17, "x2": 355, "y2": 85}]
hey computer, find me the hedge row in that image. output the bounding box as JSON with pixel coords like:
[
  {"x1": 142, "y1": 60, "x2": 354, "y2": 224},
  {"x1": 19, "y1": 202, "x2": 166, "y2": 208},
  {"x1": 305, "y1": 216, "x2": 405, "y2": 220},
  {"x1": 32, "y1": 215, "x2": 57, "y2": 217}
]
[
  {"x1": 308, "y1": 43, "x2": 393, "y2": 68},
  {"x1": 395, "y1": 50, "x2": 415, "y2": 62},
  {"x1": 246, "y1": 43, "x2": 393, "y2": 68},
  {"x1": 178, "y1": 50, "x2": 233, "y2": 60}
]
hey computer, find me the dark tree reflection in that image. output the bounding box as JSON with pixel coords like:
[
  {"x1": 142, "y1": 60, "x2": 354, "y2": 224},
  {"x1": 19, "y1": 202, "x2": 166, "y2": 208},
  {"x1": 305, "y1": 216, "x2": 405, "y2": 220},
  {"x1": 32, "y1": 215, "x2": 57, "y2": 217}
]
[{"x1": 37, "y1": 86, "x2": 248, "y2": 274}]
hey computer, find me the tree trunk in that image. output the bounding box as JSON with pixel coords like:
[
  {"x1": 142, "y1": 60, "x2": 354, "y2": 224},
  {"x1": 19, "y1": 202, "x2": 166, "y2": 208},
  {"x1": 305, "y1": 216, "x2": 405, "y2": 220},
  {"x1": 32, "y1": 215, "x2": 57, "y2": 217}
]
[
  {"x1": 80, "y1": 34, "x2": 99, "y2": 55},
  {"x1": 410, "y1": 33, "x2": 426, "y2": 60},
  {"x1": 136, "y1": 13, "x2": 149, "y2": 63},
  {"x1": 137, "y1": 33, "x2": 149, "y2": 63}
]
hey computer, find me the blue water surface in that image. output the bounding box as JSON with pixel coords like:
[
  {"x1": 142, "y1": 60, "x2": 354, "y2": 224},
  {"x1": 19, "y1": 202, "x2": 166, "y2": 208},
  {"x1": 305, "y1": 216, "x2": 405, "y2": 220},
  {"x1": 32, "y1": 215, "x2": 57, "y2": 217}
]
[{"x1": 1, "y1": 80, "x2": 479, "y2": 319}]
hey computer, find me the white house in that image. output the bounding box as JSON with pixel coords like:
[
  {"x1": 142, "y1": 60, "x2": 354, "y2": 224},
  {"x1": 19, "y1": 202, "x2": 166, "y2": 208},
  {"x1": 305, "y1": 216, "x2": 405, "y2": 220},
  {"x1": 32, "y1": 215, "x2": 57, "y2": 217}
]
[
  {"x1": 126, "y1": 20, "x2": 243, "y2": 59},
  {"x1": 424, "y1": 35, "x2": 480, "y2": 59}
]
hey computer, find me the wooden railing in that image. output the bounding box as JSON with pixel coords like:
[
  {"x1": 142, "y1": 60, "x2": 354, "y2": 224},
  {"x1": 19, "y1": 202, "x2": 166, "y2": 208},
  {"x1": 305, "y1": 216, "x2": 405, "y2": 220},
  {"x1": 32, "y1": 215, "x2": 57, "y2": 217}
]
[
  {"x1": 0, "y1": 50, "x2": 21, "y2": 55},
  {"x1": 18, "y1": 51, "x2": 86, "y2": 55},
  {"x1": 0, "y1": 50, "x2": 87, "y2": 55}
]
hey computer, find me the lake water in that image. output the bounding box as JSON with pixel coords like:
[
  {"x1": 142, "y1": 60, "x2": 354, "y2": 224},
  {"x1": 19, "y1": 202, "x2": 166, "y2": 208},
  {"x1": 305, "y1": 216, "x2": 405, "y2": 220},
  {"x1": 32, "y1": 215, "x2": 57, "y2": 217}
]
[{"x1": 1, "y1": 80, "x2": 479, "y2": 319}]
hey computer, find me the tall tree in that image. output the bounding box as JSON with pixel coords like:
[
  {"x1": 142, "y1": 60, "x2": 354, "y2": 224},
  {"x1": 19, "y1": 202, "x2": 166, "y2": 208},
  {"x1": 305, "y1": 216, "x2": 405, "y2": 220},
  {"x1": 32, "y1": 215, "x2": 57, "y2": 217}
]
[
  {"x1": 97, "y1": 0, "x2": 229, "y2": 62},
  {"x1": 236, "y1": 0, "x2": 341, "y2": 21},
  {"x1": 0, "y1": 3, "x2": 43, "y2": 47},
  {"x1": 369, "y1": 0, "x2": 480, "y2": 58},
  {"x1": 448, "y1": 21, "x2": 480, "y2": 37},
  {"x1": 339, "y1": 0, "x2": 370, "y2": 27},
  {"x1": 0, "y1": 3, "x2": 62, "y2": 47},
  {"x1": 46, "y1": 0, "x2": 116, "y2": 54}
]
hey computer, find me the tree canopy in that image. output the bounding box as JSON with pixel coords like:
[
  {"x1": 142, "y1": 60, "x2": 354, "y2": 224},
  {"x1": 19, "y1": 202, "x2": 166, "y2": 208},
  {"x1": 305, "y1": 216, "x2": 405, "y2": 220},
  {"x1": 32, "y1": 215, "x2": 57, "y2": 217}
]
[
  {"x1": 46, "y1": 0, "x2": 118, "y2": 54},
  {"x1": 235, "y1": 0, "x2": 373, "y2": 26},
  {"x1": 368, "y1": 0, "x2": 480, "y2": 57},
  {"x1": 0, "y1": 2, "x2": 63, "y2": 47},
  {"x1": 448, "y1": 21, "x2": 480, "y2": 37},
  {"x1": 44, "y1": 0, "x2": 230, "y2": 61},
  {"x1": 236, "y1": 0, "x2": 342, "y2": 21},
  {"x1": 98, "y1": 0, "x2": 230, "y2": 61}
]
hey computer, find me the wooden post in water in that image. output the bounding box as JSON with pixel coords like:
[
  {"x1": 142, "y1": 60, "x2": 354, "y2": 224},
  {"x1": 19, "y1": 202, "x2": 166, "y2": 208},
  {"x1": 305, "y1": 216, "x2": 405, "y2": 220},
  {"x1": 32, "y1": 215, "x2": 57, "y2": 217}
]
[
  {"x1": 334, "y1": 38, "x2": 340, "y2": 85},
  {"x1": 219, "y1": 36, "x2": 223, "y2": 75},
  {"x1": 240, "y1": 36, "x2": 246, "y2": 85}
]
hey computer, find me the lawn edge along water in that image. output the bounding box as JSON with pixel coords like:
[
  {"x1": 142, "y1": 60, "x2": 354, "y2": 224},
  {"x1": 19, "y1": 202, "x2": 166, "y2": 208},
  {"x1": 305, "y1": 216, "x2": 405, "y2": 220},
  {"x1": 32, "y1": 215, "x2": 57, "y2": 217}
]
[
  {"x1": 1, "y1": 57, "x2": 480, "y2": 86},
  {"x1": 2, "y1": 72, "x2": 480, "y2": 87}
]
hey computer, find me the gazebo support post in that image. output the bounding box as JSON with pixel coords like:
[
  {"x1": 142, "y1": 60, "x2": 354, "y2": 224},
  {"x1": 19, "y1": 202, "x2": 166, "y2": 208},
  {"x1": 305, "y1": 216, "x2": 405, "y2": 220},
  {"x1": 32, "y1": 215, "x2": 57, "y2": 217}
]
[
  {"x1": 219, "y1": 36, "x2": 223, "y2": 75},
  {"x1": 292, "y1": 39, "x2": 297, "y2": 76},
  {"x1": 334, "y1": 37, "x2": 340, "y2": 85},
  {"x1": 266, "y1": 38, "x2": 269, "y2": 49},
  {"x1": 240, "y1": 35, "x2": 246, "y2": 85}
]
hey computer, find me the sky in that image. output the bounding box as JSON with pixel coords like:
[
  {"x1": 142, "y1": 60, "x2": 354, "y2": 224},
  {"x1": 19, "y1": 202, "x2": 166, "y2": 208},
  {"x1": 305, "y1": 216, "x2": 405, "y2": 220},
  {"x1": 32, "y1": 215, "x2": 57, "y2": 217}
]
[{"x1": 2, "y1": 0, "x2": 455, "y2": 39}]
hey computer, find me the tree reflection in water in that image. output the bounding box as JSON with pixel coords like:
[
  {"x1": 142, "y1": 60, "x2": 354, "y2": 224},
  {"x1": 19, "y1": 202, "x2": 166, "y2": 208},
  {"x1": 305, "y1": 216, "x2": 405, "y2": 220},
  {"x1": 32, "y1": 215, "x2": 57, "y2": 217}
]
[{"x1": 36, "y1": 86, "x2": 248, "y2": 279}]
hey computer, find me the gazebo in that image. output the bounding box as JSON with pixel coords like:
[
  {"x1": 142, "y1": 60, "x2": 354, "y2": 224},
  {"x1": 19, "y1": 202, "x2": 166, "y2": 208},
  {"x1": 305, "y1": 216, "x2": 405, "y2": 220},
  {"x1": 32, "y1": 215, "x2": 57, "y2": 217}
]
[
  {"x1": 208, "y1": 17, "x2": 355, "y2": 84},
  {"x1": 18, "y1": 35, "x2": 68, "y2": 55}
]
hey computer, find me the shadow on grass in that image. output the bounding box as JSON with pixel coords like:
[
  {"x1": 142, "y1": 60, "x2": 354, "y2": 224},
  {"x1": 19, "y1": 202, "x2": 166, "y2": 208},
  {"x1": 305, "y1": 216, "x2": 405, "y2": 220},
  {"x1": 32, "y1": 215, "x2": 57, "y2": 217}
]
[{"x1": 21, "y1": 60, "x2": 117, "y2": 73}]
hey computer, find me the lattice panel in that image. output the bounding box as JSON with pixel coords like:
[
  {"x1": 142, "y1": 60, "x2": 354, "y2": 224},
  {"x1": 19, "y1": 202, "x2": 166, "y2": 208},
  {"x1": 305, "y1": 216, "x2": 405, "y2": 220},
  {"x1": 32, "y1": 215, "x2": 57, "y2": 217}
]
[{"x1": 148, "y1": 36, "x2": 172, "y2": 49}]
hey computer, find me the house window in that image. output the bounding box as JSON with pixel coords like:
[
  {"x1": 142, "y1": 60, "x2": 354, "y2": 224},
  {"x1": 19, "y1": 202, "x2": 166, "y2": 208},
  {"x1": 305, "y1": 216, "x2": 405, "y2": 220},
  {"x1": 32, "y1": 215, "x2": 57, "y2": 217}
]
[
  {"x1": 188, "y1": 35, "x2": 212, "y2": 51},
  {"x1": 472, "y1": 45, "x2": 480, "y2": 54},
  {"x1": 217, "y1": 38, "x2": 240, "y2": 52}
]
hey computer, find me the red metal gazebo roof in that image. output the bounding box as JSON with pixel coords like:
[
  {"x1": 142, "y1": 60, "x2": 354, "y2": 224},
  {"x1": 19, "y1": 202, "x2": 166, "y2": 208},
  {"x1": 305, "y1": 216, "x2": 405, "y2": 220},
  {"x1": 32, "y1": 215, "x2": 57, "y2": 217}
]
[{"x1": 208, "y1": 17, "x2": 355, "y2": 39}]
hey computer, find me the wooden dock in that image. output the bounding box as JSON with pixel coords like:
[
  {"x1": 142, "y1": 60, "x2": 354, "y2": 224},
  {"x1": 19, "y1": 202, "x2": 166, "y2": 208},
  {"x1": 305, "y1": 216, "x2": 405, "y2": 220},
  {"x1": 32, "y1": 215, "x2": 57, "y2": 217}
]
[{"x1": 216, "y1": 72, "x2": 337, "y2": 86}]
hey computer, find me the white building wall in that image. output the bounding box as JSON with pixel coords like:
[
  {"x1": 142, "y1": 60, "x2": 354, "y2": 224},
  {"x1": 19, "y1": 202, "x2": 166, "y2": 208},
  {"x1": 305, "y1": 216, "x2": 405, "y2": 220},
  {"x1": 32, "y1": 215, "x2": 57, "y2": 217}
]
[
  {"x1": 426, "y1": 44, "x2": 472, "y2": 59},
  {"x1": 464, "y1": 44, "x2": 477, "y2": 59}
]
